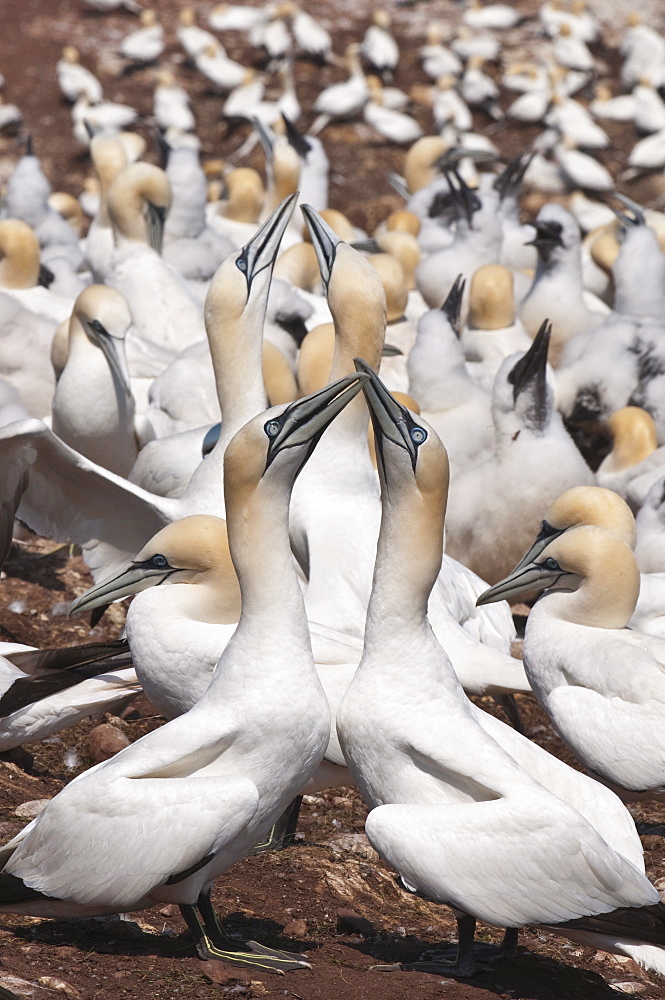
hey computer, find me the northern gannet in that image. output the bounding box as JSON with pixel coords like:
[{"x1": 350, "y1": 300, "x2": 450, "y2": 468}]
[
  {"x1": 310, "y1": 43, "x2": 369, "y2": 135},
  {"x1": 496, "y1": 484, "x2": 662, "y2": 634},
  {"x1": 361, "y1": 12, "x2": 399, "y2": 81},
  {"x1": 338, "y1": 363, "x2": 663, "y2": 978},
  {"x1": 56, "y1": 46, "x2": 103, "y2": 104},
  {"x1": 519, "y1": 203, "x2": 605, "y2": 366},
  {"x1": 0, "y1": 196, "x2": 297, "y2": 582},
  {"x1": 153, "y1": 71, "x2": 195, "y2": 133},
  {"x1": 120, "y1": 9, "x2": 163, "y2": 64},
  {"x1": 478, "y1": 523, "x2": 665, "y2": 805},
  {"x1": 445, "y1": 322, "x2": 594, "y2": 583},
  {"x1": 51, "y1": 285, "x2": 142, "y2": 477},
  {"x1": 596, "y1": 407, "x2": 665, "y2": 509},
  {"x1": 463, "y1": 0, "x2": 521, "y2": 30},
  {"x1": 104, "y1": 162, "x2": 206, "y2": 355},
  {"x1": 296, "y1": 207, "x2": 526, "y2": 700},
  {"x1": 0, "y1": 374, "x2": 368, "y2": 971},
  {"x1": 407, "y1": 276, "x2": 494, "y2": 473}
]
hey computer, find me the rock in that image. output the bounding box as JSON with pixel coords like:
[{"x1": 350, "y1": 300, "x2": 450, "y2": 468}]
[
  {"x1": 85, "y1": 723, "x2": 130, "y2": 762},
  {"x1": 38, "y1": 976, "x2": 81, "y2": 998},
  {"x1": 510, "y1": 638, "x2": 524, "y2": 659},
  {"x1": 610, "y1": 984, "x2": 646, "y2": 995},
  {"x1": 282, "y1": 918, "x2": 308, "y2": 939},
  {"x1": 158, "y1": 905, "x2": 176, "y2": 917},
  {"x1": 325, "y1": 833, "x2": 379, "y2": 860},
  {"x1": 203, "y1": 961, "x2": 255, "y2": 985},
  {"x1": 0, "y1": 975, "x2": 39, "y2": 997},
  {"x1": 14, "y1": 798, "x2": 51, "y2": 819},
  {"x1": 332, "y1": 796, "x2": 353, "y2": 808},
  {"x1": 336, "y1": 908, "x2": 375, "y2": 937}
]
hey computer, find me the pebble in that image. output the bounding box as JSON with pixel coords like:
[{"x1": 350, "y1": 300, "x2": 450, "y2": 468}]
[
  {"x1": 85, "y1": 723, "x2": 130, "y2": 762},
  {"x1": 14, "y1": 798, "x2": 51, "y2": 818},
  {"x1": 282, "y1": 917, "x2": 308, "y2": 939},
  {"x1": 203, "y1": 961, "x2": 255, "y2": 985}
]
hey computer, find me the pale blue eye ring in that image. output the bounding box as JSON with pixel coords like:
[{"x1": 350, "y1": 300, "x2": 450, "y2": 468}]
[
  {"x1": 236, "y1": 256, "x2": 247, "y2": 271},
  {"x1": 543, "y1": 557, "x2": 560, "y2": 571},
  {"x1": 152, "y1": 554, "x2": 168, "y2": 568},
  {"x1": 265, "y1": 420, "x2": 281, "y2": 437},
  {"x1": 410, "y1": 426, "x2": 427, "y2": 445}
]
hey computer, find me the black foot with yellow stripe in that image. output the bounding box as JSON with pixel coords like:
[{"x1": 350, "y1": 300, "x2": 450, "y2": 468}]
[
  {"x1": 180, "y1": 894, "x2": 311, "y2": 975},
  {"x1": 250, "y1": 795, "x2": 303, "y2": 854}
]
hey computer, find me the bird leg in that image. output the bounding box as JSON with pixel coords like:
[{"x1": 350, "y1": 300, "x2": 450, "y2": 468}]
[
  {"x1": 251, "y1": 795, "x2": 303, "y2": 854},
  {"x1": 180, "y1": 891, "x2": 312, "y2": 974},
  {"x1": 374, "y1": 915, "x2": 518, "y2": 977}
]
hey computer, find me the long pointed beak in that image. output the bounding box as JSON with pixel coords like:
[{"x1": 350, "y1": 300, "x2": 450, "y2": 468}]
[
  {"x1": 265, "y1": 372, "x2": 369, "y2": 468},
  {"x1": 301, "y1": 204, "x2": 341, "y2": 288},
  {"x1": 441, "y1": 274, "x2": 466, "y2": 337},
  {"x1": 354, "y1": 357, "x2": 418, "y2": 466},
  {"x1": 238, "y1": 192, "x2": 297, "y2": 291},
  {"x1": 525, "y1": 220, "x2": 564, "y2": 250},
  {"x1": 476, "y1": 560, "x2": 570, "y2": 606},
  {"x1": 507, "y1": 319, "x2": 551, "y2": 431},
  {"x1": 70, "y1": 561, "x2": 175, "y2": 614},
  {"x1": 510, "y1": 523, "x2": 567, "y2": 573},
  {"x1": 145, "y1": 200, "x2": 167, "y2": 254},
  {"x1": 84, "y1": 319, "x2": 132, "y2": 399}
]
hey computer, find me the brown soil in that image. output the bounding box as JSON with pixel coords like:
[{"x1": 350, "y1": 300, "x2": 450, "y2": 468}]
[{"x1": 2, "y1": 1, "x2": 665, "y2": 999}]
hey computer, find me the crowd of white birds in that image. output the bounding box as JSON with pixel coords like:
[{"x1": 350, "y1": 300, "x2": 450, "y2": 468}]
[{"x1": 3, "y1": 0, "x2": 665, "y2": 992}]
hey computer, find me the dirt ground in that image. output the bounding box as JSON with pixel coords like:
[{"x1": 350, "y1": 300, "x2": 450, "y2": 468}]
[{"x1": 3, "y1": 0, "x2": 665, "y2": 998}]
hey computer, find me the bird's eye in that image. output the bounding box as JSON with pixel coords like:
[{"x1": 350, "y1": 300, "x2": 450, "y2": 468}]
[
  {"x1": 151, "y1": 554, "x2": 168, "y2": 568},
  {"x1": 236, "y1": 256, "x2": 247, "y2": 272},
  {"x1": 265, "y1": 419, "x2": 281, "y2": 438},
  {"x1": 542, "y1": 557, "x2": 560, "y2": 571},
  {"x1": 410, "y1": 426, "x2": 427, "y2": 445}
]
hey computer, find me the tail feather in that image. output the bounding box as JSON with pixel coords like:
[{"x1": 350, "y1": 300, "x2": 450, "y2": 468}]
[
  {"x1": 560, "y1": 901, "x2": 665, "y2": 946},
  {"x1": 0, "y1": 871, "x2": 54, "y2": 906}
]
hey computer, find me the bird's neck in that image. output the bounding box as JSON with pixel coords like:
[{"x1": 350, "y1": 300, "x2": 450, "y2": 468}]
[
  {"x1": 365, "y1": 482, "x2": 445, "y2": 638},
  {"x1": 227, "y1": 482, "x2": 311, "y2": 648},
  {"x1": 211, "y1": 306, "x2": 268, "y2": 452}
]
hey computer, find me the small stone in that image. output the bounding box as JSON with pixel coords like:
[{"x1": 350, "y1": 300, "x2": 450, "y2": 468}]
[
  {"x1": 38, "y1": 976, "x2": 81, "y2": 998},
  {"x1": 202, "y1": 961, "x2": 254, "y2": 985},
  {"x1": 610, "y1": 984, "x2": 646, "y2": 995},
  {"x1": 282, "y1": 918, "x2": 307, "y2": 939},
  {"x1": 14, "y1": 798, "x2": 51, "y2": 819},
  {"x1": 7, "y1": 600, "x2": 26, "y2": 614},
  {"x1": 332, "y1": 796, "x2": 352, "y2": 808},
  {"x1": 510, "y1": 639, "x2": 524, "y2": 659},
  {"x1": 158, "y1": 905, "x2": 176, "y2": 917},
  {"x1": 336, "y1": 908, "x2": 375, "y2": 937},
  {"x1": 85, "y1": 724, "x2": 130, "y2": 762},
  {"x1": 326, "y1": 833, "x2": 379, "y2": 860}
]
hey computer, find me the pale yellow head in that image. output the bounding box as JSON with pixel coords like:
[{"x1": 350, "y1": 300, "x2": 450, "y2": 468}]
[
  {"x1": 221, "y1": 167, "x2": 264, "y2": 224},
  {"x1": 297, "y1": 323, "x2": 335, "y2": 396},
  {"x1": 468, "y1": 264, "x2": 515, "y2": 329},
  {"x1": 605, "y1": 406, "x2": 658, "y2": 472},
  {"x1": 368, "y1": 252, "x2": 408, "y2": 323},
  {"x1": 545, "y1": 485, "x2": 637, "y2": 549},
  {"x1": 404, "y1": 135, "x2": 449, "y2": 194},
  {"x1": 0, "y1": 219, "x2": 41, "y2": 289}
]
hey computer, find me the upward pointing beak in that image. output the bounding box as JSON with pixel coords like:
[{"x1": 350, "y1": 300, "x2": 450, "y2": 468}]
[
  {"x1": 300, "y1": 204, "x2": 341, "y2": 288},
  {"x1": 237, "y1": 192, "x2": 297, "y2": 291},
  {"x1": 265, "y1": 372, "x2": 369, "y2": 468}
]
